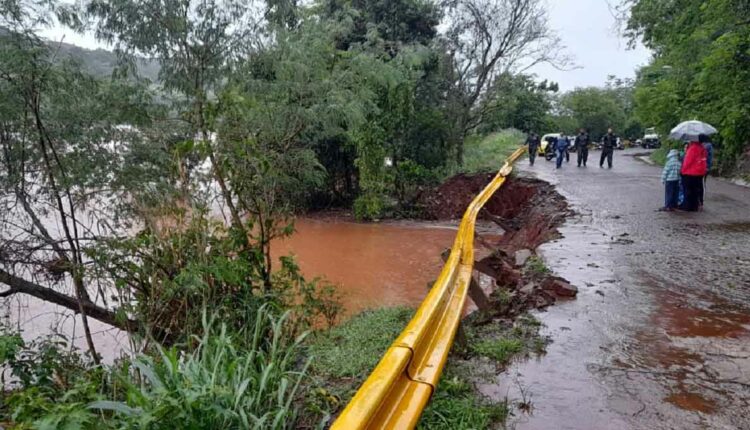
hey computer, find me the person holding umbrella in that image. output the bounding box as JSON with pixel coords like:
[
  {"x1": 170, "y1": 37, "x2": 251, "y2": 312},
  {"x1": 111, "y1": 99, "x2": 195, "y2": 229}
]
[{"x1": 669, "y1": 121, "x2": 716, "y2": 211}]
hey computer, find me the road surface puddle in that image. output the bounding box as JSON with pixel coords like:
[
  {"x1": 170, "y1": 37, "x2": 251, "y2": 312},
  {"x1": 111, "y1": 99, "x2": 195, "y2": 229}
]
[
  {"x1": 654, "y1": 290, "x2": 750, "y2": 338},
  {"x1": 664, "y1": 391, "x2": 717, "y2": 413}
]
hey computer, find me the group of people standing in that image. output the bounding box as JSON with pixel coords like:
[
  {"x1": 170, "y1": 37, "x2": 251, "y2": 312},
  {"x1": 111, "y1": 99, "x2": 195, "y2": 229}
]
[
  {"x1": 524, "y1": 127, "x2": 715, "y2": 214},
  {"x1": 660, "y1": 134, "x2": 714, "y2": 212},
  {"x1": 525, "y1": 128, "x2": 619, "y2": 169}
]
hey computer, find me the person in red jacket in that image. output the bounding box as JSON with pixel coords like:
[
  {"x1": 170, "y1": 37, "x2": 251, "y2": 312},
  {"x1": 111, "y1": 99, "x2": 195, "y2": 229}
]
[{"x1": 680, "y1": 137, "x2": 708, "y2": 211}]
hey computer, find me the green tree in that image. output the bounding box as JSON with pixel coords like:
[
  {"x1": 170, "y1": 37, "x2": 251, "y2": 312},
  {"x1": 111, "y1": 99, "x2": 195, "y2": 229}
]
[
  {"x1": 0, "y1": 1, "x2": 158, "y2": 360},
  {"x1": 320, "y1": 0, "x2": 441, "y2": 51},
  {"x1": 550, "y1": 82, "x2": 638, "y2": 140},
  {"x1": 478, "y1": 73, "x2": 557, "y2": 134},
  {"x1": 440, "y1": 0, "x2": 563, "y2": 164},
  {"x1": 624, "y1": 0, "x2": 750, "y2": 172}
]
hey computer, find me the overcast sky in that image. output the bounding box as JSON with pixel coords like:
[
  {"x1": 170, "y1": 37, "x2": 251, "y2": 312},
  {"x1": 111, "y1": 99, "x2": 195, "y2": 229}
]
[
  {"x1": 529, "y1": 0, "x2": 652, "y2": 90},
  {"x1": 38, "y1": 0, "x2": 652, "y2": 92}
]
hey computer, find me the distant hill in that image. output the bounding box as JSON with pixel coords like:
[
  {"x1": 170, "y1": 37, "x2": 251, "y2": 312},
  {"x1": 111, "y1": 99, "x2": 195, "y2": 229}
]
[
  {"x1": 52, "y1": 40, "x2": 161, "y2": 82},
  {"x1": 0, "y1": 26, "x2": 160, "y2": 81}
]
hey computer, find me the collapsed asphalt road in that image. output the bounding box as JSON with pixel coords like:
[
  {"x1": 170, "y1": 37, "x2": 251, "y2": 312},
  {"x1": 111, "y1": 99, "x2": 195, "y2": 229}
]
[{"x1": 487, "y1": 149, "x2": 750, "y2": 430}]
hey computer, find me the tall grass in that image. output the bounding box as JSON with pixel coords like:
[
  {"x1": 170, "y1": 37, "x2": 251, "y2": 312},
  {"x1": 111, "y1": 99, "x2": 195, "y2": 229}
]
[
  {"x1": 89, "y1": 306, "x2": 309, "y2": 429},
  {"x1": 309, "y1": 307, "x2": 414, "y2": 379},
  {"x1": 462, "y1": 130, "x2": 526, "y2": 174}
]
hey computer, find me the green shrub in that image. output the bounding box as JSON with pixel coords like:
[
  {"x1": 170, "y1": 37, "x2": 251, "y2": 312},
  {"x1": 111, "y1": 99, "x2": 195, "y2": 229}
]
[
  {"x1": 524, "y1": 256, "x2": 550, "y2": 276},
  {"x1": 394, "y1": 159, "x2": 440, "y2": 210},
  {"x1": 353, "y1": 192, "x2": 387, "y2": 220},
  {"x1": 274, "y1": 256, "x2": 343, "y2": 333},
  {"x1": 462, "y1": 130, "x2": 525, "y2": 174},
  {"x1": 90, "y1": 308, "x2": 307, "y2": 429},
  {"x1": 2, "y1": 307, "x2": 310, "y2": 430}
]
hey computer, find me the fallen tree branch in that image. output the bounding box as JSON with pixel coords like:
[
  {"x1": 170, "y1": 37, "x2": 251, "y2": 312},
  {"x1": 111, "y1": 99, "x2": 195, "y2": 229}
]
[{"x1": 0, "y1": 268, "x2": 137, "y2": 333}]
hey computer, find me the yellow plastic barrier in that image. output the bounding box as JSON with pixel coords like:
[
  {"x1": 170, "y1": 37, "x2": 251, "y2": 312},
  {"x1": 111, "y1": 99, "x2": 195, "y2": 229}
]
[{"x1": 331, "y1": 146, "x2": 527, "y2": 430}]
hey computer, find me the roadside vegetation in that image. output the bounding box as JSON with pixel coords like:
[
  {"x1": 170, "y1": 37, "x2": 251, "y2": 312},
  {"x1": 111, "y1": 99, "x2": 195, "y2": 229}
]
[
  {"x1": 307, "y1": 307, "x2": 549, "y2": 429},
  {"x1": 619, "y1": 0, "x2": 750, "y2": 176},
  {"x1": 524, "y1": 256, "x2": 551, "y2": 277},
  {"x1": 462, "y1": 130, "x2": 526, "y2": 174}
]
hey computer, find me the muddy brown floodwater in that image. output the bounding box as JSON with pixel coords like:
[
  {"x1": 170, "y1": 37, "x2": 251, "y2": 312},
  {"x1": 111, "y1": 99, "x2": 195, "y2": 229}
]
[
  {"x1": 5, "y1": 213, "x2": 486, "y2": 361},
  {"x1": 272, "y1": 218, "x2": 461, "y2": 316}
]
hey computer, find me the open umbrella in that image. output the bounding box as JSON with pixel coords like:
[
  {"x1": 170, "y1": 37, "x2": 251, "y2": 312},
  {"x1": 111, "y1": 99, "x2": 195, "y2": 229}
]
[{"x1": 669, "y1": 120, "x2": 718, "y2": 141}]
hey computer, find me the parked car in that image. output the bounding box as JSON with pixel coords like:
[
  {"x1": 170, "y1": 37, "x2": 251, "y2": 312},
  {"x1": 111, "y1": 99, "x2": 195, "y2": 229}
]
[{"x1": 641, "y1": 127, "x2": 661, "y2": 149}]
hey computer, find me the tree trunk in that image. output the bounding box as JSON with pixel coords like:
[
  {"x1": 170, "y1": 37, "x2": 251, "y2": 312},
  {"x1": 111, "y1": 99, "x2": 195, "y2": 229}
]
[{"x1": 0, "y1": 268, "x2": 138, "y2": 333}]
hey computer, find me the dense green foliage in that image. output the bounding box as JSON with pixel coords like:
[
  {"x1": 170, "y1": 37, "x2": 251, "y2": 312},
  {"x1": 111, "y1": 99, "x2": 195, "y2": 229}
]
[
  {"x1": 624, "y1": 0, "x2": 750, "y2": 173},
  {"x1": 548, "y1": 77, "x2": 643, "y2": 141},
  {"x1": 1, "y1": 308, "x2": 310, "y2": 429},
  {"x1": 478, "y1": 75, "x2": 558, "y2": 135}
]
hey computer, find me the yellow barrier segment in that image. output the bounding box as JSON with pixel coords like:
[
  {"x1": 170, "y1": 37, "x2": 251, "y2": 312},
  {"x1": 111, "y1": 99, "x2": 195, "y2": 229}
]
[{"x1": 331, "y1": 146, "x2": 527, "y2": 430}]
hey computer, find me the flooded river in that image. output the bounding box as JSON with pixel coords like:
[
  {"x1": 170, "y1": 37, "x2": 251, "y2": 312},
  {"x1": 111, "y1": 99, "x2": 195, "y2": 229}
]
[
  {"x1": 4, "y1": 216, "x2": 463, "y2": 360},
  {"x1": 273, "y1": 217, "x2": 460, "y2": 316}
]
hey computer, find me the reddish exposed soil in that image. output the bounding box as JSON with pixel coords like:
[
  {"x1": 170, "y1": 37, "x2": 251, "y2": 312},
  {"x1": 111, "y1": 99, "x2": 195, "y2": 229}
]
[
  {"x1": 422, "y1": 175, "x2": 568, "y2": 253},
  {"x1": 422, "y1": 173, "x2": 542, "y2": 221},
  {"x1": 424, "y1": 174, "x2": 576, "y2": 318}
]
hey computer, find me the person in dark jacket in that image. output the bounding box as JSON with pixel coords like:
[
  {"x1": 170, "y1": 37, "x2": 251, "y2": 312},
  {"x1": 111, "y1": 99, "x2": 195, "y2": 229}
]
[
  {"x1": 555, "y1": 135, "x2": 570, "y2": 169},
  {"x1": 575, "y1": 128, "x2": 590, "y2": 167},
  {"x1": 526, "y1": 132, "x2": 540, "y2": 166},
  {"x1": 680, "y1": 139, "x2": 708, "y2": 211},
  {"x1": 600, "y1": 128, "x2": 617, "y2": 169}
]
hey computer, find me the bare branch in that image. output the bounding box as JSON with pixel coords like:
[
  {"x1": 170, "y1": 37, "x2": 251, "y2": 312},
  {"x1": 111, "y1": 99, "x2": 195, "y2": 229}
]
[{"x1": 0, "y1": 267, "x2": 136, "y2": 333}]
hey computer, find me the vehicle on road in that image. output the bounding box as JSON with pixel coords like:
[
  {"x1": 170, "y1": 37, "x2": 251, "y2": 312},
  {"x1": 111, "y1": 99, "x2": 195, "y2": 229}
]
[
  {"x1": 642, "y1": 127, "x2": 661, "y2": 149},
  {"x1": 540, "y1": 133, "x2": 561, "y2": 160}
]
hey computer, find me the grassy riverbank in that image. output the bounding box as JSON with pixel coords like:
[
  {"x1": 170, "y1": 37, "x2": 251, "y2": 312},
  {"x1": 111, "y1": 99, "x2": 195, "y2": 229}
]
[{"x1": 307, "y1": 306, "x2": 548, "y2": 428}]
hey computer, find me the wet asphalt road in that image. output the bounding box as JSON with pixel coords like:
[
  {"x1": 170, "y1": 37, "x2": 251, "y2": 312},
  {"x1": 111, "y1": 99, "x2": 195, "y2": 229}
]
[{"x1": 486, "y1": 149, "x2": 750, "y2": 429}]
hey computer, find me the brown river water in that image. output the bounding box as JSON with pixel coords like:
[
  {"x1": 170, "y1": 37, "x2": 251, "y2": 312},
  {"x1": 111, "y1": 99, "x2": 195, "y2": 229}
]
[
  {"x1": 4, "y1": 216, "x2": 464, "y2": 361},
  {"x1": 273, "y1": 217, "x2": 460, "y2": 316}
]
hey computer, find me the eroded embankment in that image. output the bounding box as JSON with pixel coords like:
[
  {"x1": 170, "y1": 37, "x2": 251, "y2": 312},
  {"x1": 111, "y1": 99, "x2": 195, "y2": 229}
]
[
  {"x1": 421, "y1": 173, "x2": 577, "y2": 426},
  {"x1": 423, "y1": 174, "x2": 576, "y2": 316}
]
